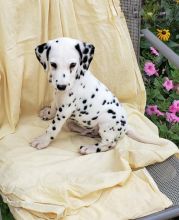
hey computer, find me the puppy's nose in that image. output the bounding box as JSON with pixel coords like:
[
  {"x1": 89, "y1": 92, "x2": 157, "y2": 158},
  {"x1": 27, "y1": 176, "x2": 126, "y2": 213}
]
[{"x1": 57, "y1": 84, "x2": 66, "y2": 91}]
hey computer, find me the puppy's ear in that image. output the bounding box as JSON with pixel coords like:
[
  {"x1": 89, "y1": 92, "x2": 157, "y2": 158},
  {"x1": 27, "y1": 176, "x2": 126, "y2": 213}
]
[
  {"x1": 35, "y1": 42, "x2": 51, "y2": 71},
  {"x1": 75, "y1": 42, "x2": 95, "y2": 71}
]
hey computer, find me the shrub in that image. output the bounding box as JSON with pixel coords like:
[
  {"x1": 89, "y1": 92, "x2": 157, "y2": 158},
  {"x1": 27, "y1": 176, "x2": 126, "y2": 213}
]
[{"x1": 140, "y1": 0, "x2": 179, "y2": 145}]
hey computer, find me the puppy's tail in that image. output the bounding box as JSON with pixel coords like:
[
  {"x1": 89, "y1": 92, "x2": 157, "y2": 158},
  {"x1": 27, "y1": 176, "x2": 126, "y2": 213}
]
[{"x1": 126, "y1": 127, "x2": 162, "y2": 145}]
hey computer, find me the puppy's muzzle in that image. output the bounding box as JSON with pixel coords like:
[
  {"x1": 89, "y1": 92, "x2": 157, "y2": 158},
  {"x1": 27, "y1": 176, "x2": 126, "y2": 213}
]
[{"x1": 57, "y1": 84, "x2": 67, "y2": 91}]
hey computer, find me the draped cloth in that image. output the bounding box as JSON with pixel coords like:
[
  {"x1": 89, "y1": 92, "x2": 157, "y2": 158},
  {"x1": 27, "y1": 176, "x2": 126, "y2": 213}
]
[{"x1": 0, "y1": 0, "x2": 178, "y2": 219}]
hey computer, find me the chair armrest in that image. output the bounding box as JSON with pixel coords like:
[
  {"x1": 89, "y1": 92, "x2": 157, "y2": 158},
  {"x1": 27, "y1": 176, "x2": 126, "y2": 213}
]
[
  {"x1": 141, "y1": 29, "x2": 179, "y2": 69},
  {"x1": 137, "y1": 206, "x2": 179, "y2": 220}
]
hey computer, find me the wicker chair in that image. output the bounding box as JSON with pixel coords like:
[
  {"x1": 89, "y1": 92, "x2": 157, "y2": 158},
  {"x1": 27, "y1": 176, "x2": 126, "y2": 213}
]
[
  {"x1": 1, "y1": 1, "x2": 179, "y2": 220},
  {"x1": 120, "y1": 1, "x2": 179, "y2": 219}
]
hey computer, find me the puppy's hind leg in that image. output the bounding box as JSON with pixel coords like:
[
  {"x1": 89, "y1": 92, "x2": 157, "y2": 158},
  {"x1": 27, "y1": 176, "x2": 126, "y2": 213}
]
[
  {"x1": 79, "y1": 124, "x2": 118, "y2": 155},
  {"x1": 67, "y1": 120, "x2": 100, "y2": 138}
]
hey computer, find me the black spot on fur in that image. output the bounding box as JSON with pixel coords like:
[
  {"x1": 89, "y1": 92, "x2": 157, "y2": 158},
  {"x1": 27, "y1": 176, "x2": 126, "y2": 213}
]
[
  {"x1": 80, "y1": 146, "x2": 83, "y2": 149},
  {"x1": 83, "y1": 56, "x2": 88, "y2": 63},
  {"x1": 80, "y1": 70, "x2": 84, "y2": 76},
  {"x1": 83, "y1": 120, "x2": 86, "y2": 123},
  {"x1": 95, "y1": 143, "x2": 99, "y2": 146},
  {"x1": 84, "y1": 105, "x2": 87, "y2": 110},
  {"x1": 112, "y1": 116, "x2": 116, "y2": 119},
  {"x1": 80, "y1": 111, "x2": 87, "y2": 115},
  {"x1": 57, "y1": 117, "x2": 61, "y2": 120},
  {"x1": 75, "y1": 44, "x2": 82, "y2": 59},
  {"x1": 62, "y1": 116, "x2": 65, "y2": 119},
  {"x1": 96, "y1": 88, "x2": 99, "y2": 91},
  {"x1": 83, "y1": 64, "x2": 87, "y2": 70},
  {"x1": 56, "y1": 40, "x2": 59, "y2": 43},
  {"x1": 92, "y1": 116, "x2": 98, "y2": 120},
  {"x1": 91, "y1": 94, "x2": 95, "y2": 98},
  {"x1": 102, "y1": 100, "x2": 106, "y2": 105},
  {"x1": 46, "y1": 46, "x2": 51, "y2": 61},
  {"x1": 76, "y1": 75, "x2": 80, "y2": 80},
  {"x1": 96, "y1": 148, "x2": 101, "y2": 152},
  {"x1": 50, "y1": 136, "x2": 54, "y2": 140},
  {"x1": 83, "y1": 99, "x2": 87, "y2": 104},
  {"x1": 52, "y1": 126, "x2": 56, "y2": 130},
  {"x1": 121, "y1": 120, "x2": 126, "y2": 126},
  {"x1": 88, "y1": 57, "x2": 92, "y2": 65},
  {"x1": 107, "y1": 109, "x2": 116, "y2": 115},
  {"x1": 116, "y1": 103, "x2": 119, "y2": 106},
  {"x1": 84, "y1": 48, "x2": 89, "y2": 54},
  {"x1": 69, "y1": 92, "x2": 73, "y2": 97},
  {"x1": 52, "y1": 120, "x2": 55, "y2": 124},
  {"x1": 89, "y1": 104, "x2": 92, "y2": 107},
  {"x1": 118, "y1": 128, "x2": 122, "y2": 131},
  {"x1": 73, "y1": 98, "x2": 76, "y2": 103},
  {"x1": 38, "y1": 43, "x2": 46, "y2": 53},
  {"x1": 87, "y1": 121, "x2": 91, "y2": 125},
  {"x1": 90, "y1": 46, "x2": 95, "y2": 55},
  {"x1": 43, "y1": 63, "x2": 46, "y2": 69},
  {"x1": 48, "y1": 111, "x2": 50, "y2": 114},
  {"x1": 68, "y1": 103, "x2": 71, "y2": 107},
  {"x1": 59, "y1": 107, "x2": 62, "y2": 112}
]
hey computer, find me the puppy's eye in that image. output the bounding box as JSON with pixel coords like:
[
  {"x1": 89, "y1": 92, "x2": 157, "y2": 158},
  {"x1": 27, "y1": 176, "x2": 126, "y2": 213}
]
[
  {"x1": 70, "y1": 62, "x2": 76, "y2": 69},
  {"x1": 50, "y1": 62, "x2": 57, "y2": 69}
]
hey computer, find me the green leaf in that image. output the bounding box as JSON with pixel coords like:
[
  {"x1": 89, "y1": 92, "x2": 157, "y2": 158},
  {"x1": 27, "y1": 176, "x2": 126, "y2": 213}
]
[
  {"x1": 167, "y1": 41, "x2": 179, "y2": 48},
  {"x1": 140, "y1": 38, "x2": 152, "y2": 49}
]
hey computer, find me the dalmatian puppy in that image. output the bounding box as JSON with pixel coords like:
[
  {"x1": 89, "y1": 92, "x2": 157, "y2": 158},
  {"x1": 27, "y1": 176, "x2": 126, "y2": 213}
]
[{"x1": 30, "y1": 37, "x2": 145, "y2": 154}]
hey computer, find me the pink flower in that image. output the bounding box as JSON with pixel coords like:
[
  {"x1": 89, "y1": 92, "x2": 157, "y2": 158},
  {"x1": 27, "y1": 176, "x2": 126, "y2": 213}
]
[
  {"x1": 150, "y1": 47, "x2": 159, "y2": 56},
  {"x1": 146, "y1": 105, "x2": 164, "y2": 116},
  {"x1": 163, "y1": 78, "x2": 174, "y2": 91},
  {"x1": 144, "y1": 61, "x2": 158, "y2": 76},
  {"x1": 169, "y1": 100, "x2": 179, "y2": 113},
  {"x1": 166, "y1": 112, "x2": 179, "y2": 123}
]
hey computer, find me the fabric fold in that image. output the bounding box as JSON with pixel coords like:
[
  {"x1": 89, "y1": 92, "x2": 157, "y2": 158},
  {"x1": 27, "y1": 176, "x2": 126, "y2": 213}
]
[{"x1": 0, "y1": 0, "x2": 178, "y2": 219}]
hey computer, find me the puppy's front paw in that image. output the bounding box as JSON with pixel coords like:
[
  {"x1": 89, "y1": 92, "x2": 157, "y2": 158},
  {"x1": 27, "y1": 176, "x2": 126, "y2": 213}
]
[
  {"x1": 30, "y1": 134, "x2": 50, "y2": 150},
  {"x1": 39, "y1": 106, "x2": 54, "y2": 120}
]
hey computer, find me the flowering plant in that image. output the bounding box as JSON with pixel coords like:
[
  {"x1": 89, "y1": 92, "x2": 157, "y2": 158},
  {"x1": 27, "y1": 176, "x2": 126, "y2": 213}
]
[{"x1": 141, "y1": 0, "x2": 179, "y2": 145}]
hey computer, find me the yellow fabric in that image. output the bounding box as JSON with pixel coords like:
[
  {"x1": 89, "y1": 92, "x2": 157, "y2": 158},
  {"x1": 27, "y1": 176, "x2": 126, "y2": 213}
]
[{"x1": 0, "y1": 0, "x2": 178, "y2": 219}]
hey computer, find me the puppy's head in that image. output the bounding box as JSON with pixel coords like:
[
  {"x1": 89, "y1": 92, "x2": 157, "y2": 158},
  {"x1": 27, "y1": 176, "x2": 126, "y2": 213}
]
[{"x1": 35, "y1": 37, "x2": 95, "y2": 91}]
